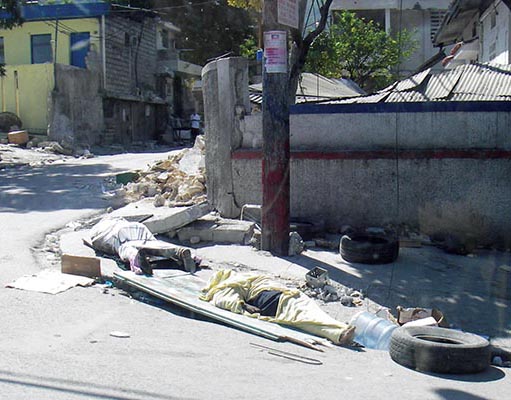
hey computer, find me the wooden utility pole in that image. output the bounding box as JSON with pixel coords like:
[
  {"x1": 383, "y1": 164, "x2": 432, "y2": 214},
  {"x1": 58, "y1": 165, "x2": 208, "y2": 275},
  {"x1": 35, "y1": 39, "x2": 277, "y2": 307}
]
[{"x1": 261, "y1": 0, "x2": 290, "y2": 255}]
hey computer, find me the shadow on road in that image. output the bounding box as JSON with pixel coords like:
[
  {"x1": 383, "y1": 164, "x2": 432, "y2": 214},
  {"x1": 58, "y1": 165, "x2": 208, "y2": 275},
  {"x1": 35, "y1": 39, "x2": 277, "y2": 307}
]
[
  {"x1": 0, "y1": 162, "x2": 128, "y2": 213},
  {"x1": 0, "y1": 369, "x2": 189, "y2": 400}
]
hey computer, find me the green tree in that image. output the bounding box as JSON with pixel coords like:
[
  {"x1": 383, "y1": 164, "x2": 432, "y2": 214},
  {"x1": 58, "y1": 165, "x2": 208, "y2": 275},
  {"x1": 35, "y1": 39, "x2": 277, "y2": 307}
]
[
  {"x1": 152, "y1": 0, "x2": 256, "y2": 66},
  {"x1": 1, "y1": 0, "x2": 24, "y2": 75},
  {"x1": 305, "y1": 11, "x2": 417, "y2": 92}
]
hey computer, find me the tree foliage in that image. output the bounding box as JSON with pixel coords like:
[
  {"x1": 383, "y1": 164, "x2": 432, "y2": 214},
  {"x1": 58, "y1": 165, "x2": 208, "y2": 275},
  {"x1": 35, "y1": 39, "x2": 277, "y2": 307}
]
[
  {"x1": 152, "y1": 0, "x2": 256, "y2": 66},
  {"x1": 1, "y1": 0, "x2": 23, "y2": 29},
  {"x1": 305, "y1": 11, "x2": 417, "y2": 92}
]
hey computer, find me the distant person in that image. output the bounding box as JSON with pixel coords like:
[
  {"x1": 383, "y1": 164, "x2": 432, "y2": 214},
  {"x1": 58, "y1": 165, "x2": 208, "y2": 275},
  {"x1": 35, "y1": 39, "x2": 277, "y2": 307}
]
[{"x1": 190, "y1": 112, "x2": 201, "y2": 143}]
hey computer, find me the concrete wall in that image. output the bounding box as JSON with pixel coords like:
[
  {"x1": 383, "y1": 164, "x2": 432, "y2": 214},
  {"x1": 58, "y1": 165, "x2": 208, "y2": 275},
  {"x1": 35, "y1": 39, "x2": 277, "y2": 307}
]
[
  {"x1": 203, "y1": 58, "x2": 511, "y2": 245},
  {"x1": 202, "y1": 57, "x2": 250, "y2": 218},
  {"x1": 48, "y1": 64, "x2": 103, "y2": 147}
]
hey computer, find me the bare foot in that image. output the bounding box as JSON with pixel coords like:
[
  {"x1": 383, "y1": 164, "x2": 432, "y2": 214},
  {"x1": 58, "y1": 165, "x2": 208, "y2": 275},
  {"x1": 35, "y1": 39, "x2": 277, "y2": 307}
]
[{"x1": 338, "y1": 325, "x2": 356, "y2": 345}]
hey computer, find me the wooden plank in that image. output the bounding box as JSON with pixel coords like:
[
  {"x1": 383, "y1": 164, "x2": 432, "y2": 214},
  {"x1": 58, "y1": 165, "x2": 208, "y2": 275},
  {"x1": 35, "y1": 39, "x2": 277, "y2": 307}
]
[
  {"x1": 61, "y1": 254, "x2": 101, "y2": 278},
  {"x1": 114, "y1": 270, "x2": 327, "y2": 351}
]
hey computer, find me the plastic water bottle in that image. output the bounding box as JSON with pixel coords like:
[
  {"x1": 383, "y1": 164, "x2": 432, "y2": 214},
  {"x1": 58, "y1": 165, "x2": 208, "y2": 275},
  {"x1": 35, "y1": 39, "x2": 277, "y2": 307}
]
[{"x1": 350, "y1": 311, "x2": 398, "y2": 350}]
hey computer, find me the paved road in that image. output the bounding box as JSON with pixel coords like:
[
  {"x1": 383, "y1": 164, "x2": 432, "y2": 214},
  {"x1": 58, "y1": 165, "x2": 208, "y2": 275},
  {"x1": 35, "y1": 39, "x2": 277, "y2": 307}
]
[{"x1": 0, "y1": 150, "x2": 509, "y2": 400}]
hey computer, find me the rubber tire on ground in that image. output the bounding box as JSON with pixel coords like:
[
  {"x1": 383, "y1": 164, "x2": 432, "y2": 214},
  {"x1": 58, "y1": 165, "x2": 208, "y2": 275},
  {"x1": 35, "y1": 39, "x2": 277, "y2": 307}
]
[
  {"x1": 389, "y1": 326, "x2": 491, "y2": 374},
  {"x1": 340, "y1": 234, "x2": 399, "y2": 264}
]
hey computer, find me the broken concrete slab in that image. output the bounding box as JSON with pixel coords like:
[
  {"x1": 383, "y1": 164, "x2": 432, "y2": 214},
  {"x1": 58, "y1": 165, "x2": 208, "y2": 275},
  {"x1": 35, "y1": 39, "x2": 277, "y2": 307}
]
[
  {"x1": 177, "y1": 214, "x2": 255, "y2": 244},
  {"x1": 109, "y1": 199, "x2": 210, "y2": 235},
  {"x1": 61, "y1": 254, "x2": 101, "y2": 279}
]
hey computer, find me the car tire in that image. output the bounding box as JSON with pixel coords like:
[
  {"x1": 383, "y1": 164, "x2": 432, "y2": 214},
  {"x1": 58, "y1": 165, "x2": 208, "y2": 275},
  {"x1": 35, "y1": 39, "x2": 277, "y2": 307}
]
[
  {"x1": 389, "y1": 326, "x2": 491, "y2": 374},
  {"x1": 340, "y1": 234, "x2": 399, "y2": 264}
]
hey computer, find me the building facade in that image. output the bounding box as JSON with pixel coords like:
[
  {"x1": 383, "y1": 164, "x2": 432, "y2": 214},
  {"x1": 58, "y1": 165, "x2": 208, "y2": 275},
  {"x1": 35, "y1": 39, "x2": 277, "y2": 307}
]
[
  {"x1": 330, "y1": 0, "x2": 451, "y2": 75},
  {"x1": 0, "y1": 1, "x2": 201, "y2": 147}
]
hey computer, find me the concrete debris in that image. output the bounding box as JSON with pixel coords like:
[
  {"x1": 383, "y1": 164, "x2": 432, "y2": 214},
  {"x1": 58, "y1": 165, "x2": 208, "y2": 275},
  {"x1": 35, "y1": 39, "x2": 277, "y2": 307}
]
[
  {"x1": 110, "y1": 198, "x2": 210, "y2": 235},
  {"x1": 177, "y1": 214, "x2": 255, "y2": 245},
  {"x1": 123, "y1": 138, "x2": 207, "y2": 206},
  {"x1": 38, "y1": 141, "x2": 74, "y2": 156},
  {"x1": 288, "y1": 231, "x2": 304, "y2": 256}
]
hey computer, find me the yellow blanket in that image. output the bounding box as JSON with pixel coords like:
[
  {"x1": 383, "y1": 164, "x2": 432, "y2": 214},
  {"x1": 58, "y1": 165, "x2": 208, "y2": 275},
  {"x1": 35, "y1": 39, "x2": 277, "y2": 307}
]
[{"x1": 200, "y1": 269, "x2": 352, "y2": 344}]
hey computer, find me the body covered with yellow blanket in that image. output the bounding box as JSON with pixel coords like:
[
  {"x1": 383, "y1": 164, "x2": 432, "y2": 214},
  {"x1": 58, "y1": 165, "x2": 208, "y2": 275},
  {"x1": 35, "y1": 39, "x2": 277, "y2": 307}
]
[{"x1": 200, "y1": 269, "x2": 353, "y2": 345}]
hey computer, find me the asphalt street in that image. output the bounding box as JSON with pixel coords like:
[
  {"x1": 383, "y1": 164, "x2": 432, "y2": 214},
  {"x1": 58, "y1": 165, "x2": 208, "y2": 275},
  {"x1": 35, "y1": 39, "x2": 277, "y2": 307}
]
[{"x1": 0, "y1": 148, "x2": 509, "y2": 400}]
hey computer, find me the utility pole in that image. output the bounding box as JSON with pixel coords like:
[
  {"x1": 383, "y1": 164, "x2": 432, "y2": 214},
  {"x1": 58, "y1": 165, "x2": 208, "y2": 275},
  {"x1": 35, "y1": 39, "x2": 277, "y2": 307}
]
[{"x1": 261, "y1": 0, "x2": 290, "y2": 255}]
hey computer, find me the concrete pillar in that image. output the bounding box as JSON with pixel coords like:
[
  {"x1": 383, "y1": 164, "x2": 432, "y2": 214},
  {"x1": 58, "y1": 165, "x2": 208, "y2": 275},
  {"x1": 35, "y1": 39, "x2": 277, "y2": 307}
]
[{"x1": 202, "y1": 57, "x2": 249, "y2": 218}]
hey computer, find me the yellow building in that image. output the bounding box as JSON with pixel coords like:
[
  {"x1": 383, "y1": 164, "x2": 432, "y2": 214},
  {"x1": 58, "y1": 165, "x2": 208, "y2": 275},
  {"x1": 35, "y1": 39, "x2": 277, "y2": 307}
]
[{"x1": 0, "y1": 2, "x2": 108, "y2": 134}]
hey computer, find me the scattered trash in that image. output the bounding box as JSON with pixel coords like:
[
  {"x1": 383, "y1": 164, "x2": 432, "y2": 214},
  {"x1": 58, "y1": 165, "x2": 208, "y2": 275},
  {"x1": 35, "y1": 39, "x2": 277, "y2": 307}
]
[
  {"x1": 340, "y1": 234, "x2": 399, "y2": 264},
  {"x1": 116, "y1": 171, "x2": 140, "y2": 185},
  {"x1": 61, "y1": 254, "x2": 101, "y2": 279},
  {"x1": 109, "y1": 331, "x2": 130, "y2": 338},
  {"x1": 305, "y1": 267, "x2": 329, "y2": 289},
  {"x1": 7, "y1": 130, "x2": 29, "y2": 145},
  {"x1": 396, "y1": 306, "x2": 447, "y2": 327},
  {"x1": 402, "y1": 316, "x2": 438, "y2": 327},
  {"x1": 6, "y1": 270, "x2": 94, "y2": 294},
  {"x1": 350, "y1": 311, "x2": 398, "y2": 350}
]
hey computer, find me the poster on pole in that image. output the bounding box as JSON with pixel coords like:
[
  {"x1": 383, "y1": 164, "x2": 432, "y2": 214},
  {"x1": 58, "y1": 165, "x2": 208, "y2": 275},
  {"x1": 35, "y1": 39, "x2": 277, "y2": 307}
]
[
  {"x1": 264, "y1": 30, "x2": 287, "y2": 73},
  {"x1": 278, "y1": 0, "x2": 299, "y2": 29}
]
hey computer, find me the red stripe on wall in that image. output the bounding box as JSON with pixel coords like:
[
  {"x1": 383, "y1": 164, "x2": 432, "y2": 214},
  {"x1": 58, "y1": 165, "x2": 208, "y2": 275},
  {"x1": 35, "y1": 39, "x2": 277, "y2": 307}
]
[{"x1": 232, "y1": 149, "x2": 511, "y2": 160}]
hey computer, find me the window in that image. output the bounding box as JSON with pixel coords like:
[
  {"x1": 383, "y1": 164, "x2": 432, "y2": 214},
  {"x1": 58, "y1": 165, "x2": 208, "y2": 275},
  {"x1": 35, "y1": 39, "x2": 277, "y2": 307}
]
[
  {"x1": 160, "y1": 28, "x2": 169, "y2": 49},
  {"x1": 0, "y1": 37, "x2": 4, "y2": 64},
  {"x1": 31, "y1": 34, "x2": 52, "y2": 64},
  {"x1": 491, "y1": 10, "x2": 496, "y2": 29},
  {"x1": 70, "y1": 32, "x2": 90, "y2": 68}
]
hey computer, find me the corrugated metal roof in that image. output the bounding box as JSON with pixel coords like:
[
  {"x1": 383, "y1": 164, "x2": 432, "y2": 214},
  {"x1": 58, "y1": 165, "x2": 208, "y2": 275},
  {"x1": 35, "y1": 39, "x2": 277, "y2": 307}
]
[
  {"x1": 394, "y1": 68, "x2": 431, "y2": 91},
  {"x1": 249, "y1": 72, "x2": 365, "y2": 105},
  {"x1": 425, "y1": 68, "x2": 463, "y2": 99},
  {"x1": 329, "y1": 62, "x2": 511, "y2": 105}
]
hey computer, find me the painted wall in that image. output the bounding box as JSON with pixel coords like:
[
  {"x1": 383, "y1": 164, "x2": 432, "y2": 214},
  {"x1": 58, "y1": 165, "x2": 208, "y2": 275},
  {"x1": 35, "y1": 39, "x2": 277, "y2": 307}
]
[
  {"x1": 0, "y1": 64, "x2": 54, "y2": 134},
  {"x1": 203, "y1": 58, "x2": 511, "y2": 246},
  {"x1": 0, "y1": 18, "x2": 101, "y2": 66}
]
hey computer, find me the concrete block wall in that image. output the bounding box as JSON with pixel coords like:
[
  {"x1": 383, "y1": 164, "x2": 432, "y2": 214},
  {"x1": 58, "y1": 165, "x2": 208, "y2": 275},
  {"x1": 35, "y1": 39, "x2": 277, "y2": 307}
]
[{"x1": 104, "y1": 15, "x2": 157, "y2": 97}]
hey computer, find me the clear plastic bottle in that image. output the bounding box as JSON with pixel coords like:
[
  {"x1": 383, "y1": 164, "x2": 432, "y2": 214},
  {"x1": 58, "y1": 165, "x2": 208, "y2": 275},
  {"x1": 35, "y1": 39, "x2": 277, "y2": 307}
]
[{"x1": 350, "y1": 311, "x2": 398, "y2": 350}]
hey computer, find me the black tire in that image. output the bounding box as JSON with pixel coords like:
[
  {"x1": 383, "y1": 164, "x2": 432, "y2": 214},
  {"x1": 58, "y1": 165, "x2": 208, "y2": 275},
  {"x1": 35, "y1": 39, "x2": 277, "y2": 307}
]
[
  {"x1": 340, "y1": 234, "x2": 399, "y2": 264},
  {"x1": 389, "y1": 326, "x2": 491, "y2": 374}
]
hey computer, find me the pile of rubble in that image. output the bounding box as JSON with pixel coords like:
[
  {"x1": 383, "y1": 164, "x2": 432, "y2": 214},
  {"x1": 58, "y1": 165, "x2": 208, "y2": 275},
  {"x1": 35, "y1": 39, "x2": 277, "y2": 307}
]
[{"x1": 122, "y1": 137, "x2": 207, "y2": 207}]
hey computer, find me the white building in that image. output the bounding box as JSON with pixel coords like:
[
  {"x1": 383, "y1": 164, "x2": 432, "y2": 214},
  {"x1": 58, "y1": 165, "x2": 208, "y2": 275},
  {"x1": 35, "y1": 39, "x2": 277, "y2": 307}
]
[
  {"x1": 434, "y1": 0, "x2": 511, "y2": 68},
  {"x1": 330, "y1": 0, "x2": 452, "y2": 75}
]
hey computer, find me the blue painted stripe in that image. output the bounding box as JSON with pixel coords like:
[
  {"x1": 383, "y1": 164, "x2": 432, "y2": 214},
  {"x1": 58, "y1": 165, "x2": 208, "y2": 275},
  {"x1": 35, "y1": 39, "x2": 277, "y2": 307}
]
[
  {"x1": 1, "y1": 2, "x2": 110, "y2": 21},
  {"x1": 291, "y1": 101, "x2": 511, "y2": 114}
]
